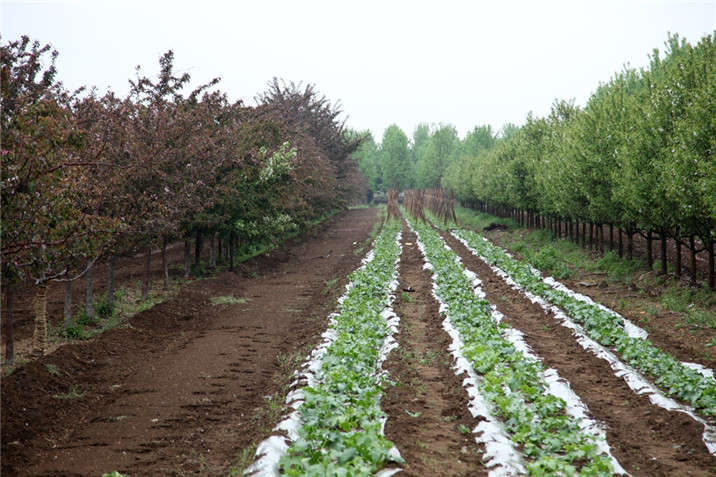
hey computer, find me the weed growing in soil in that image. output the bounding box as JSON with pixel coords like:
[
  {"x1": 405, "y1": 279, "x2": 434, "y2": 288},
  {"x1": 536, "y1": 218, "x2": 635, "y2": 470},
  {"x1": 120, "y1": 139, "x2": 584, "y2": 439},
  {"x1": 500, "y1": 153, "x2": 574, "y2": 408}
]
[
  {"x1": 229, "y1": 443, "x2": 258, "y2": 476},
  {"x1": 321, "y1": 277, "x2": 338, "y2": 295},
  {"x1": 94, "y1": 294, "x2": 115, "y2": 319},
  {"x1": 53, "y1": 385, "x2": 85, "y2": 400},
  {"x1": 209, "y1": 295, "x2": 248, "y2": 306},
  {"x1": 456, "y1": 423, "x2": 471, "y2": 436},
  {"x1": 45, "y1": 363, "x2": 60, "y2": 376}
]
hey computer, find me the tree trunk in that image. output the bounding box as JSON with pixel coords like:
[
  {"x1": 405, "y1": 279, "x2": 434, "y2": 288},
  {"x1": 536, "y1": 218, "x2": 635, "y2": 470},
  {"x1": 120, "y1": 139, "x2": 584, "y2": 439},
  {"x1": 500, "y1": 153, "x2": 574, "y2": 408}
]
[
  {"x1": 627, "y1": 231, "x2": 634, "y2": 260},
  {"x1": 618, "y1": 228, "x2": 623, "y2": 258},
  {"x1": 609, "y1": 224, "x2": 614, "y2": 250},
  {"x1": 142, "y1": 246, "x2": 151, "y2": 301},
  {"x1": 194, "y1": 230, "x2": 202, "y2": 267},
  {"x1": 229, "y1": 230, "x2": 235, "y2": 271},
  {"x1": 575, "y1": 220, "x2": 579, "y2": 244},
  {"x1": 690, "y1": 235, "x2": 697, "y2": 283},
  {"x1": 646, "y1": 230, "x2": 653, "y2": 270},
  {"x1": 589, "y1": 223, "x2": 594, "y2": 250},
  {"x1": 32, "y1": 283, "x2": 48, "y2": 358},
  {"x1": 184, "y1": 239, "x2": 191, "y2": 278},
  {"x1": 4, "y1": 284, "x2": 14, "y2": 365},
  {"x1": 217, "y1": 238, "x2": 223, "y2": 264},
  {"x1": 107, "y1": 255, "x2": 116, "y2": 309},
  {"x1": 162, "y1": 236, "x2": 169, "y2": 290},
  {"x1": 709, "y1": 240, "x2": 715, "y2": 290},
  {"x1": 85, "y1": 260, "x2": 94, "y2": 319},
  {"x1": 209, "y1": 233, "x2": 216, "y2": 269},
  {"x1": 599, "y1": 225, "x2": 605, "y2": 254},
  {"x1": 581, "y1": 221, "x2": 587, "y2": 248},
  {"x1": 660, "y1": 230, "x2": 668, "y2": 275},
  {"x1": 675, "y1": 230, "x2": 682, "y2": 278},
  {"x1": 64, "y1": 280, "x2": 73, "y2": 329}
]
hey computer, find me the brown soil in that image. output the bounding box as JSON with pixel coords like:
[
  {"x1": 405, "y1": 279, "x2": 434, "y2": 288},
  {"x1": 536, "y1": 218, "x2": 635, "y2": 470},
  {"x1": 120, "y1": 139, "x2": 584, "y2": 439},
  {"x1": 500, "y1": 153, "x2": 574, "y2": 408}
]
[
  {"x1": 1, "y1": 208, "x2": 378, "y2": 477},
  {"x1": 442, "y1": 230, "x2": 716, "y2": 477},
  {"x1": 382, "y1": 226, "x2": 486, "y2": 477}
]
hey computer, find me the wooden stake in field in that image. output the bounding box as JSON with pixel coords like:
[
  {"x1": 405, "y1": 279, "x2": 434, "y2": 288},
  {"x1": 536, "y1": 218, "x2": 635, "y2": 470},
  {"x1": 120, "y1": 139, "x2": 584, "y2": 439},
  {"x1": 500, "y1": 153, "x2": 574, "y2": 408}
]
[
  {"x1": 404, "y1": 189, "x2": 426, "y2": 222},
  {"x1": 425, "y1": 188, "x2": 457, "y2": 225},
  {"x1": 387, "y1": 188, "x2": 401, "y2": 221}
]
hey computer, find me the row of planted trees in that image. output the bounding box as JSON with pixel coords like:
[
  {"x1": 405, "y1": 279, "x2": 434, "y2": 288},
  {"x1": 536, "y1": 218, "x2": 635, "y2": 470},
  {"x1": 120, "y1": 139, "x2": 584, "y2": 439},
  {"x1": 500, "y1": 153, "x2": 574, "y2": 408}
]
[
  {"x1": 443, "y1": 33, "x2": 716, "y2": 289},
  {"x1": 1, "y1": 36, "x2": 366, "y2": 362}
]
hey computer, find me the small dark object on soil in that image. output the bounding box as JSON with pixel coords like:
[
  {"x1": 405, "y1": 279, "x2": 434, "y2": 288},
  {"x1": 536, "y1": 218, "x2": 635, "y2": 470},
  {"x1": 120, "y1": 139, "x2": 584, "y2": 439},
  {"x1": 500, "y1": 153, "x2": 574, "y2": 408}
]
[
  {"x1": 402, "y1": 285, "x2": 415, "y2": 292},
  {"x1": 484, "y1": 223, "x2": 508, "y2": 232}
]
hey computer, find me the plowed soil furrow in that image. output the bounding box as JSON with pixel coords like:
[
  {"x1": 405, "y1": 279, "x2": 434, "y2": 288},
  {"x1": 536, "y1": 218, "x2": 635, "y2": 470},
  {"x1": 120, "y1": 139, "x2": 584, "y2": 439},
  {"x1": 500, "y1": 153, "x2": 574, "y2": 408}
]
[
  {"x1": 382, "y1": 226, "x2": 487, "y2": 477},
  {"x1": 2, "y1": 208, "x2": 378, "y2": 477},
  {"x1": 441, "y1": 230, "x2": 716, "y2": 477}
]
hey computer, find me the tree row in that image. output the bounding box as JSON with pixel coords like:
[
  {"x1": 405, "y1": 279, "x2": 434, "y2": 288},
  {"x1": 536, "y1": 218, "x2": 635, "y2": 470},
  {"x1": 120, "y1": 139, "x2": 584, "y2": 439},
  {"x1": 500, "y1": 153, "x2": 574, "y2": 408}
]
[
  {"x1": 352, "y1": 33, "x2": 714, "y2": 288},
  {"x1": 442, "y1": 33, "x2": 714, "y2": 288},
  {"x1": 1, "y1": 36, "x2": 366, "y2": 360}
]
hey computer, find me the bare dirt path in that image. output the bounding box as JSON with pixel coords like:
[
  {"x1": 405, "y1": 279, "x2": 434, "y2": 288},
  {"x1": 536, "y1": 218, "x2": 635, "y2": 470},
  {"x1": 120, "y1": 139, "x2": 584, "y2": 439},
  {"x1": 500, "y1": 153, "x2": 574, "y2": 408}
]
[
  {"x1": 2, "y1": 208, "x2": 378, "y2": 477},
  {"x1": 382, "y1": 226, "x2": 486, "y2": 476},
  {"x1": 442, "y1": 230, "x2": 716, "y2": 477}
]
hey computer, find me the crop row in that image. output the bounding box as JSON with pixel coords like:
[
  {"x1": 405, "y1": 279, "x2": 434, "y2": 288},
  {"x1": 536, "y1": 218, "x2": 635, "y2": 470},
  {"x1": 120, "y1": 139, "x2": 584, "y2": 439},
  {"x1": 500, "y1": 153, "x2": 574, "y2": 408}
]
[
  {"x1": 406, "y1": 214, "x2": 616, "y2": 475},
  {"x1": 451, "y1": 227, "x2": 716, "y2": 420},
  {"x1": 248, "y1": 219, "x2": 404, "y2": 476}
]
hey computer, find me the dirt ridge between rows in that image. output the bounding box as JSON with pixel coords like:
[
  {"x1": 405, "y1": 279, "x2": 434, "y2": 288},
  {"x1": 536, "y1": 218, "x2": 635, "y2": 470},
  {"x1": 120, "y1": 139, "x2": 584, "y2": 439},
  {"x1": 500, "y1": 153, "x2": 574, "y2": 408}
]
[
  {"x1": 382, "y1": 226, "x2": 486, "y2": 476},
  {"x1": 441, "y1": 229, "x2": 716, "y2": 477}
]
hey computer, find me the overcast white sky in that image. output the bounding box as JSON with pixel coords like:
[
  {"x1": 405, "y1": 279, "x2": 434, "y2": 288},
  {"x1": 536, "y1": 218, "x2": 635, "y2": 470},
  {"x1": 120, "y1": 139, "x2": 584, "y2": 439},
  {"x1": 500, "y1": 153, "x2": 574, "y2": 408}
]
[{"x1": 2, "y1": 0, "x2": 714, "y2": 141}]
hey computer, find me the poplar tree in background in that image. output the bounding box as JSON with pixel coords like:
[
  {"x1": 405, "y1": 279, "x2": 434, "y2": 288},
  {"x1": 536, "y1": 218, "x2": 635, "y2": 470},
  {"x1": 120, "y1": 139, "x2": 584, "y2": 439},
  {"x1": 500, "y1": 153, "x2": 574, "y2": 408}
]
[
  {"x1": 353, "y1": 131, "x2": 382, "y2": 194},
  {"x1": 416, "y1": 123, "x2": 459, "y2": 188},
  {"x1": 381, "y1": 124, "x2": 410, "y2": 190}
]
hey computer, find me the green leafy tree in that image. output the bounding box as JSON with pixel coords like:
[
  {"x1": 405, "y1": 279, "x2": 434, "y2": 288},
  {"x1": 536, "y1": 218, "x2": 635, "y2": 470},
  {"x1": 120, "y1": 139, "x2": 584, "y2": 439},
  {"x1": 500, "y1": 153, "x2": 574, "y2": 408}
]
[
  {"x1": 416, "y1": 123, "x2": 459, "y2": 188},
  {"x1": 353, "y1": 131, "x2": 382, "y2": 193},
  {"x1": 460, "y1": 124, "x2": 496, "y2": 158},
  {"x1": 410, "y1": 123, "x2": 431, "y2": 188},
  {"x1": 380, "y1": 124, "x2": 410, "y2": 190}
]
